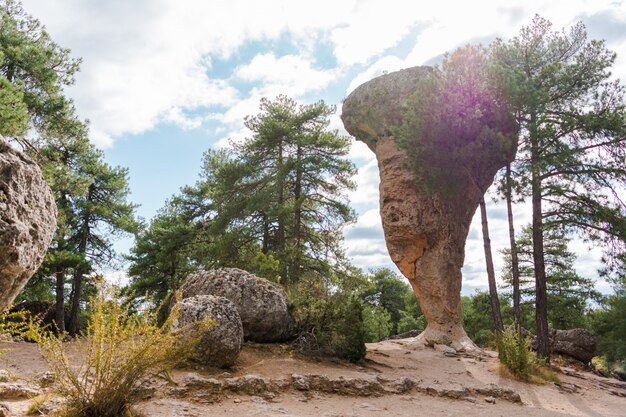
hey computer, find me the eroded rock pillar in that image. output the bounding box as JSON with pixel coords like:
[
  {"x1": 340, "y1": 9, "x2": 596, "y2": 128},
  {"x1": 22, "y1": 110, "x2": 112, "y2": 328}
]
[{"x1": 341, "y1": 67, "x2": 516, "y2": 350}]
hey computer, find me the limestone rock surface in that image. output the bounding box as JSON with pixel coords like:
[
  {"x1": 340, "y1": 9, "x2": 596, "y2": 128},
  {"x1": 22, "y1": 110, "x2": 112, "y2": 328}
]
[
  {"x1": 551, "y1": 328, "x2": 596, "y2": 363},
  {"x1": 180, "y1": 268, "x2": 295, "y2": 342},
  {"x1": 550, "y1": 329, "x2": 596, "y2": 363},
  {"x1": 341, "y1": 67, "x2": 516, "y2": 349},
  {"x1": 0, "y1": 141, "x2": 56, "y2": 311},
  {"x1": 173, "y1": 294, "x2": 243, "y2": 368},
  {"x1": 523, "y1": 327, "x2": 596, "y2": 363}
]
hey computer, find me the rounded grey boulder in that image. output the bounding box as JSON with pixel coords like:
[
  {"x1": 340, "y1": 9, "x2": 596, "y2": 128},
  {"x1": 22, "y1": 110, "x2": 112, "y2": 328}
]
[
  {"x1": 551, "y1": 328, "x2": 596, "y2": 363},
  {"x1": 0, "y1": 141, "x2": 56, "y2": 311},
  {"x1": 173, "y1": 295, "x2": 243, "y2": 368},
  {"x1": 180, "y1": 268, "x2": 295, "y2": 342}
]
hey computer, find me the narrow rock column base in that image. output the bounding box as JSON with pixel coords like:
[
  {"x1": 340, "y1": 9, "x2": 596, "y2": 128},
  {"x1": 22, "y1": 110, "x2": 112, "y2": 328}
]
[{"x1": 415, "y1": 325, "x2": 477, "y2": 352}]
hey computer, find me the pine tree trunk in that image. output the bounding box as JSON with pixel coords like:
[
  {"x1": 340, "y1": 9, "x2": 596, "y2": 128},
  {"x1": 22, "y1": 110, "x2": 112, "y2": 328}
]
[
  {"x1": 479, "y1": 196, "x2": 504, "y2": 333},
  {"x1": 505, "y1": 164, "x2": 522, "y2": 325},
  {"x1": 67, "y1": 268, "x2": 83, "y2": 335},
  {"x1": 530, "y1": 116, "x2": 550, "y2": 360},
  {"x1": 276, "y1": 140, "x2": 287, "y2": 284},
  {"x1": 262, "y1": 213, "x2": 269, "y2": 254},
  {"x1": 293, "y1": 144, "x2": 303, "y2": 283},
  {"x1": 68, "y1": 184, "x2": 93, "y2": 335},
  {"x1": 55, "y1": 267, "x2": 65, "y2": 334}
]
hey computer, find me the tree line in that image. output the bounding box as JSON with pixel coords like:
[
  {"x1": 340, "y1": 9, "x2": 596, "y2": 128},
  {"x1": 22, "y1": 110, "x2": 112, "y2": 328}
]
[{"x1": 2, "y1": 0, "x2": 625, "y2": 366}]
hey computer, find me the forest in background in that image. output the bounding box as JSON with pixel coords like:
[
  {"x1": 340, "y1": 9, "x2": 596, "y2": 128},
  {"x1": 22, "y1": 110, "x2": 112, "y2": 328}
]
[{"x1": 1, "y1": 0, "x2": 625, "y2": 372}]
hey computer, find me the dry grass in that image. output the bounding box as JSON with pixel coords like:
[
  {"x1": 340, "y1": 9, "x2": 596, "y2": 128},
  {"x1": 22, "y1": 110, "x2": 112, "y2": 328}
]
[{"x1": 25, "y1": 288, "x2": 211, "y2": 417}]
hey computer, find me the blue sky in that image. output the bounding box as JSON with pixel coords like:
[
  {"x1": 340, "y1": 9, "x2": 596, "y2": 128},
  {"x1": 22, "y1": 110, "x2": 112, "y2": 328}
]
[{"x1": 21, "y1": 0, "x2": 626, "y2": 293}]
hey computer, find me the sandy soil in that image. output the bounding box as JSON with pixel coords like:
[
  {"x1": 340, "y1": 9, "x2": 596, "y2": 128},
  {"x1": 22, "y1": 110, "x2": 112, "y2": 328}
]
[{"x1": 1, "y1": 338, "x2": 625, "y2": 416}]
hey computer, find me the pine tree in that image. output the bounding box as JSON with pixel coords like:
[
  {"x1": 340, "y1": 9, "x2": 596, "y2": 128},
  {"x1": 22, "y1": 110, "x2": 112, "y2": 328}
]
[
  {"x1": 0, "y1": 0, "x2": 81, "y2": 146},
  {"x1": 24, "y1": 133, "x2": 137, "y2": 333},
  {"x1": 479, "y1": 196, "x2": 504, "y2": 333},
  {"x1": 500, "y1": 225, "x2": 601, "y2": 330},
  {"x1": 235, "y1": 95, "x2": 357, "y2": 283},
  {"x1": 128, "y1": 95, "x2": 357, "y2": 300},
  {"x1": 491, "y1": 15, "x2": 626, "y2": 357}
]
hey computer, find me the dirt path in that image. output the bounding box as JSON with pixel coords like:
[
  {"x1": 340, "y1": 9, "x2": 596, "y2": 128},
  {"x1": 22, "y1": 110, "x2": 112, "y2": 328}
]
[{"x1": 1, "y1": 338, "x2": 625, "y2": 416}]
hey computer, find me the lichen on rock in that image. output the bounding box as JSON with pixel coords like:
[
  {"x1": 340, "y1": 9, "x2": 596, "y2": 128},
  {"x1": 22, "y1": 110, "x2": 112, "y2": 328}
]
[
  {"x1": 179, "y1": 268, "x2": 295, "y2": 343},
  {"x1": 0, "y1": 140, "x2": 56, "y2": 311},
  {"x1": 173, "y1": 294, "x2": 243, "y2": 368}
]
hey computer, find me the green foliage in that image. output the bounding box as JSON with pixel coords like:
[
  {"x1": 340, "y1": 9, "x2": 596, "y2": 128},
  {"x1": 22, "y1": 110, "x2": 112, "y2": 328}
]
[
  {"x1": 125, "y1": 207, "x2": 198, "y2": 307},
  {"x1": 361, "y1": 268, "x2": 415, "y2": 335},
  {"x1": 25, "y1": 287, "x2": 208, "y2": 417},
  {"x1": 22, "y1": 133, "x2": 138, "y2": 334},
  {"x1": 0, "y1": 0, "x2": 81, "y2": 142},
  {"x1": 500, "y1": 225, "x2": 600, "y2": 330},
  {"x1": 2, "y1": 1, "x2": 138, "y2": 336},
  {"x1": 289, "y1": 272, "x2": 366, "y2": 362},
  {"x1": 0, "y1": 310, "x2": 28, "y2": 343},
  {"x1": 0, "y1": 75, "x2": 28, "y2": 136},
  {"x1": 461, "y1": 292, "x2": 502, "y2": 347},
  {"x1": 329, "y1": 298, "x2": 367, "y2": 362},
  {"x1": 496, "y1": 325, "x2": 540, "y2": 381},
  {"x1": 396, "y1": 45, "x2": 518, "y2": 195},
  {"x1": 358, "y1": 268, "x2": 425, "y2": 341},
  {"x1": 127, "y1": 95, "x2": 356, "y2": 304},
  {"x1": 492, "y1": 15, "x2": 626, "y2": 357},
  {"x1": 590, "y1": 291, "x2": 626, "y2": 364},
  {"x1": 362, "y1": 305, "x2": 392, "y2": 343},
  {"x1": 396, "y1": 310, "x2": 425, "y2": 334},
  {"x1": 249, "y1": 252, "x2": 281, "y2": 283}
]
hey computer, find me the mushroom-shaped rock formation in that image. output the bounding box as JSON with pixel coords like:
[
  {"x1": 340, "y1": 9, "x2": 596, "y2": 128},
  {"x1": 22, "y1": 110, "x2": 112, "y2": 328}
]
[
  {"x1": 0, "y1": 141, "x2": 56, "y2": 311},
  {"x1": 341, "y1": 66, "x2": 517, "y2": 350}
]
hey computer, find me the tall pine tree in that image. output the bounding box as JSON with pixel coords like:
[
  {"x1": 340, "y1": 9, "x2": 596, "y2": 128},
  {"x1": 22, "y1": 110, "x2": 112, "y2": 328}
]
[{"x1": 491, "y1": 16, "x2": 626, "y2": 358}]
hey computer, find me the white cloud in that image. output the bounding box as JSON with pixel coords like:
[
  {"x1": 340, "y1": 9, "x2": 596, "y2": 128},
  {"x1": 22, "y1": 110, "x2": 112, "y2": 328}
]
[
  {"x1": 235, "y1": 53, "x2": 337, "y2": 94},
  {"x1": 346, "y1": 55, "x2": 407, "y2": 95},
  {"x1": 348, "y1": 158, "x2": 379, "y2": 205},
  {"x1": 344, "y1": 208, "x2": 395, "y2": 271},
  {"x1": 163, "y1": 107, "x2": 203, "y2": 130},
  {"x1": 23, "y1": 0, "x2": 626, "y2": 150},
  {"x1": 330, "y1": 0, "x2": 421, "y2": 66},
  {"x1": 347, "y1": 138, "x2": 375, "y2": 162},
  {"x1": 18, "y1": 0, "x2": 624, "y2": 292}
]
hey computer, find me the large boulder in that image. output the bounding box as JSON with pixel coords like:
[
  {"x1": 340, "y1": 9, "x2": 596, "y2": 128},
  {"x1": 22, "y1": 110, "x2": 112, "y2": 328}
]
[
  {"x1": 179, "y1": 268, "x2": 295, "y2": 342},
  {"x1": 0, "y1": 141, "x2": 56, "y2": 311},
  {"x1": 173, "y1": 295, "x2": 243, "y2": 368},
  {"x1": 551, "y1": 329, "x2": 596, "y2": 363},
  {"x1": 341, "y1": 66, "x2": 517, "y2": 350}
]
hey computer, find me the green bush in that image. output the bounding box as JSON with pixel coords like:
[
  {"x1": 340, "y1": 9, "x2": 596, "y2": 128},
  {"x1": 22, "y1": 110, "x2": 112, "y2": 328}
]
[
  {"x1": 328, "y1": 298, "x2": 366, "y2": 362},
  {"x1": 289, "y1": 275, "x2": 366, "y2": 362},
  {"x1": 496, "y1": 325, "x2": 535, "y2": 380},
  {"x1": 495, "y1": 324, "x2": 556, "y2": 383}
]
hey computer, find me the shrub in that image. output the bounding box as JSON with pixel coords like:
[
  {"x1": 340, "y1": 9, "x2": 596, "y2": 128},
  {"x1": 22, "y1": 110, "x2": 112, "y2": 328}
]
[
  {"x1": 496, "y1": 324, "x2": 556, "y2": 383},
  {"x1": 289, "y1": 275, "x2": 366, "y2": 362},
  {"x1": 0, "y1": 310, "x2": 29, "y2": 338},
  {"x1": 328, "y1": 297, "x2": 366, "y2": 362},
  {"x1": 496, "y1": 325, "x2": 536, "y2": 380},
  {"x1": 25, "y1": 287, "x2": 210, "y2": 417}
]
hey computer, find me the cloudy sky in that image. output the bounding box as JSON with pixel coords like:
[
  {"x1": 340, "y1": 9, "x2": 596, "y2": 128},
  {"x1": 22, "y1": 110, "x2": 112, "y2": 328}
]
[{"x1": 21, "y1": 0, "x2": 626, "y2": 293}]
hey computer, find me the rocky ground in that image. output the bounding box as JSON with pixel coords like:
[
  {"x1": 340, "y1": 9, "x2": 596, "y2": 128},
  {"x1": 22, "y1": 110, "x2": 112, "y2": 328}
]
[{"x1": 0, "y1": 338, "x2": 625, "y2": 416}]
